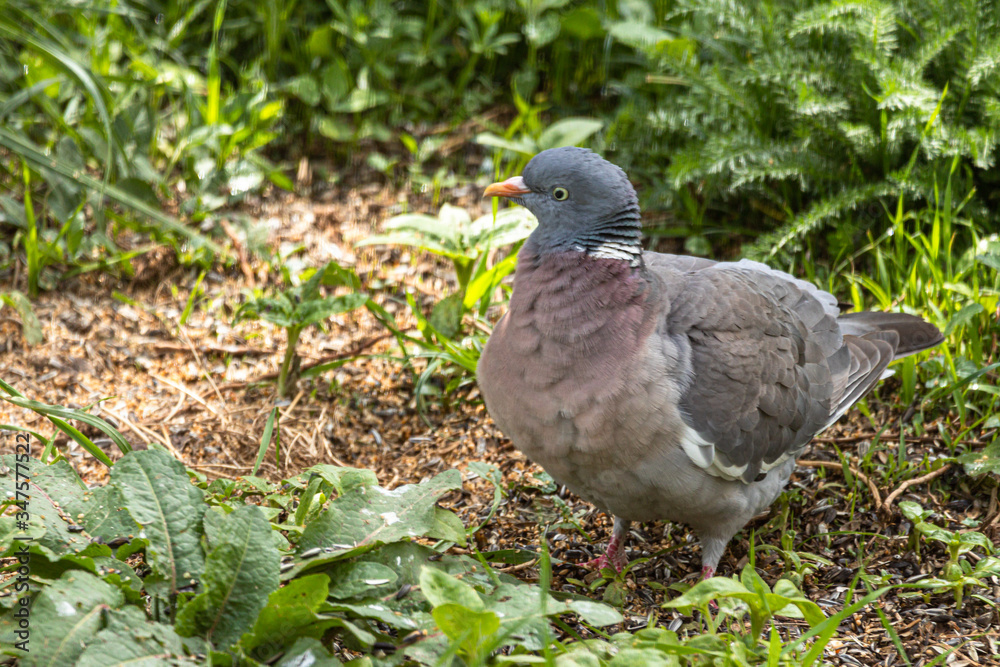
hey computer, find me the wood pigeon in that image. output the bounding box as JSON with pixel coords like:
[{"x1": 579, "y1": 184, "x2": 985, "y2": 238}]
[{"x1": 477, "y1": 147, "x2": 943, "y2": 577}]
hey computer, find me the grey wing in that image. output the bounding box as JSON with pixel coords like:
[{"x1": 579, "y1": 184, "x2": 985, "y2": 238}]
[
  {"x1": 644, "y1": 252, "x2": 718, "y2": 275},
  {"x1": 661, "y1": 262, "x2": 894, "y2": 483}
]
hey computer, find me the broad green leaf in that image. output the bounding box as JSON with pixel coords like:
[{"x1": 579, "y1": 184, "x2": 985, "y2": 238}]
[
  {"x1": 111, "y1": 449, "x2": 207, "y2": 594},
  {"x1": 958, "y1": 531, "x2": 992, "y2": 552},
  {"x1": 3, "y1": 456, "x2": 137, "y2": 544},
  {"x1": 175, "y1": 505, "x2": 279, "y2": 649},
  {"x1": 470, "y1": 207, "x2": 536, "y2": 247},
  {"x1": 331, "y1": 88, "x2": 387, "y2": 113},
  {"x1": 77, "y1": 485, "x2": 139, "y2": 542},
  {"x1": 328, "y1": 562, "x2": 398, "y2": 599},
  {"x1": 0, "y1": 457, "x2": 88, "y2": 558},
  {"x1": 899, "y1": 500, "x2": 933, "y2": 523},
  {"x1": 23, "y1": 570, "x2": 122, "y2": 667},
  {"x1": 274, "y1": 637, "x2": 343, "y2": 667},
  {"x1": 429, "y1": 506, "x2": 468, "y2": 546},
  {"x1": 420, "y1": 567, "x2": 484, "y2": 610},
  {"x1": 318, "y1": 261, "x2": 362, "y2": 290},
  {"x1": 474, "y1": 132, "x2": 537, "y2": 156},
  {"x1": 77, "y1": 605, "x2": 200, "y2": 666},
  {"x1": 568, "y1": 599, "x2": 624, "y2": 626},
  {"x1": 438, "y1": 203, "x2": 473, "y2": 228},
  {"x1": 560, "y1": 7, "x2": 604, "y2": 39},
  {"x1": 537, "y1": 117, "x2": 604, "y2": 150},
  {"x1": 607, "y1": 21, "x2": 673, "y2": 52},
  {"x1": 296, "y1": 469, "x2": 462, "y2": 555},
  {"x1": 326, "y1": 600, "x2": 427, "y2": 632},
  {"x1": 976, "y1": 252, "x2": 1000, "y2": 272},
  {"x1": 429, "y1": 293, "x2": 464, "y2": 340},
  {"x1": 662, "y1": 575, "x2": 749, "y2": 611},
  {"x1": 914, "y1": 520, "x2": 955, "y2": 544},
  {"x1": 958, "y1": 440, "x2": 1000, "y2": 477},
  {"x1": 240, "y1": 574, "x2": 338, "y2": 658},
  {"x1": 432, "y1": 603, "x2": 500, "y2": 645},
  {"x1": 303, "y1": 464, "x2": 378, "y2": 495},
  {"x1": 283, "y1": 74, "x2": 320, "y2": 106}
]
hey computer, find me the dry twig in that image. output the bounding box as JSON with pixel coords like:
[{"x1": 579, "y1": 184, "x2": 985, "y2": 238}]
[
  {"x1": 881, "y1": 464, "x2": 954, "y2": 517},
  {"x1": 798, "y1": 459, "x2": 883, "y2": 507}
]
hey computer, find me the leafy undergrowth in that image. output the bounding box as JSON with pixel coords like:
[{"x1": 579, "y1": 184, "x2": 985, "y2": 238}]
[
  {"x1": 0, "y1": 448, "x2": 622, "y2": 666},
  {"x1": 0, "y1": 445, "x2": 851, "y2": 667},
  {"x1": 2, "y1": 417, "x2": 999, "y2": 666}
]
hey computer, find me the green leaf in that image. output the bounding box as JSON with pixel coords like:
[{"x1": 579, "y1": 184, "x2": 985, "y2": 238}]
[
  {"x1": 470, "y1": 207, "x2": 536, "y2": 248},
  {"x1": 420, "y1": 567, "x2": 484, "y2": 610},
  {"x1": 429, "y1": 293, "x2": 464, "y2": 340},
  {"x1": 568, "y1": 599, "x2": 624, "y2": 626},
  {"x1": 175, "y1": 505, "x2": 279, "y2": 649},
  {"x1": 432, "y1": 603, "x2": 500, "y2": 645},
  {"x1": 976, "y1": 252, "x2": 1000, "y2": 272},
  {"x1": 899, "y1": 501, "x2": 933, "y2": 523},
  {"x1": 944, "y1": 303, "x2": 985, "y2": 337},
  {"x1": 0, "y1": 457, "x2": 89, "y2": 558},
  {"x1": 560, "y1": 7, "x2": 605, "y2": 40},
  {"x1": 303, "y1": 464, "x2": 378, "y2": 495},
  {"x1": 76, "y1": 605, "x2": 200, "y2": 666},
  {"x1": 23, "y1": 570, "x2": 123, "y2": 667},
  {"x1": 328, "y1": 562, "x2": 398, "y2": 599},
  {"x1": 318, "y1": 261, "x2": 362, "y2": 290},
  {"x1": 274, "y1": 637, "x2": 343, "y2": 667},
  {"x1": 537, "y1": 117, "x2": 604, "y2": 151},
  {"x1": 296, "y1": 469, "x2": 462, "y2": 557},
  {"x1": 958, "y1": 440, "x2": 1000, "y2": 477},
  {"x1": 607, "y1": 21, "x2": 673, "y2": 53},
  {"x1": 429, "y1": 506, "x2": 468, "y2": 546},
  {"x1": 474, "y1": 132, "x2": 537, "y2": 156},
  {"x1": 111, "y1": 449, "x2": 207, "y2": 594},
  {"x1": 295, "y1": 292, "x2": 369, "y2": 328},
  {"x1": 77, "y1": 485, "x2": 139, "y2": 542},
  {"x1": 283, "y1": 74, "x2": 321, "y2": 106},
  {"x1": 240, "y1": 574, "x2": 337, "y2": 657},
  {"x1": 464, "y1": 252, "x2": 519, "y2": 310},
  {"x1": 0, "y1": 383, "x2": 130, "y2": 465},
  {"x1": 4, "y1": 456, "x2": 137, "y2": 544}
]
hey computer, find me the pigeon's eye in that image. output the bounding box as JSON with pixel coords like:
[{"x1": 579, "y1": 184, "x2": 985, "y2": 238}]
[{"x1": 552, "y1": 187, "x2": 569, "y2": 201}]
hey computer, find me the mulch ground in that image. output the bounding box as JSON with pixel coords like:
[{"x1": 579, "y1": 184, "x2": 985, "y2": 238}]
[{"x1": 0, "y1": 177, "x2": 998, "y2": 666}]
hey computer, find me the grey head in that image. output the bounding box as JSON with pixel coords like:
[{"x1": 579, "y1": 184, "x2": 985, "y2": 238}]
[{"x1": 484, "y1": 147, "x2": 643, "y2": 264}]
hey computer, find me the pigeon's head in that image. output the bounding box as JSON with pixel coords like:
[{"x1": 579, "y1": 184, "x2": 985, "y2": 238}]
[{"x1": 484, "y1": 147, "x2": 641, "y2": 260}]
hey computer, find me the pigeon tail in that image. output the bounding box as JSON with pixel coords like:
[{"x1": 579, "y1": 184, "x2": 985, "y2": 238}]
[{"x1": 837, "y1": 311, "x2": 944, "y2": 358}]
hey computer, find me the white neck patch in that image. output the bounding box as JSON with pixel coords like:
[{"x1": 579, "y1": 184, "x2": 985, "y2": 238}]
[{"x1": 584, "y1": 242, "x2": 641, "y2": 266}]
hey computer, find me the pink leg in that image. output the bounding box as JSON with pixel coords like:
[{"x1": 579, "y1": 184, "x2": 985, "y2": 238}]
[
  {"x1": 583, "y1": 518, "x2": 630, "y2": 572},
  {"x1": 701, "y1": 564, "x2": 718, "y2": 611}
]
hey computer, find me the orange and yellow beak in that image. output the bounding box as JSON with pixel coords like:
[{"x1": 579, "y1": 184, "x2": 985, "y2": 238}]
[{"x1": 483, "y1": 176, "x2": 530, "y2": 199}]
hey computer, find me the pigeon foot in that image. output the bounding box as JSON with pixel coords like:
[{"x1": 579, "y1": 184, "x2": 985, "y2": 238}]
[{"x1": 581, "y1": 517, "x2": 630, "y2": 572}]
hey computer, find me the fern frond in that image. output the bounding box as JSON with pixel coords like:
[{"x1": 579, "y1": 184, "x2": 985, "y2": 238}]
[{"x1": 748, "y1": 182, "x2": 897, "y2": 261}]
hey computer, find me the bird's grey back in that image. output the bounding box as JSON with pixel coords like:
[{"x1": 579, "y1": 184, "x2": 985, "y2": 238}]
[{"x1": 644, "y1": 252, "x2": 939, "y2": 483}]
